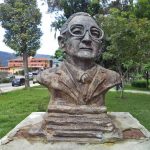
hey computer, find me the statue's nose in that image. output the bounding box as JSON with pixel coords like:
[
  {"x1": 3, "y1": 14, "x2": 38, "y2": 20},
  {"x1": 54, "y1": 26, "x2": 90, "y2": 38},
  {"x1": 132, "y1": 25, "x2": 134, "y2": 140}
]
[{"x1": 81, "y1": 31, "x2": 92, "y2": 45}]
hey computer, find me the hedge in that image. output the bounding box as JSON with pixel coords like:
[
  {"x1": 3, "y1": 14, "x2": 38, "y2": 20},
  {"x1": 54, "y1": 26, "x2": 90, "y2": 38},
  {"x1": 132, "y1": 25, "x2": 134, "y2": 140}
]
[{"x1": 131, "y1": 80, "x2": 148, "y2": 88}]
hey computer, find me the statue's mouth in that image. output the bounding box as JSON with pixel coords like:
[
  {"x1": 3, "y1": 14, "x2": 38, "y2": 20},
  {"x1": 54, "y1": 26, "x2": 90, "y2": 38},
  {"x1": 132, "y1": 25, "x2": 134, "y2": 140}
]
[{"x1": 79, "y1": 47, "x2": 92, "y2": 51}]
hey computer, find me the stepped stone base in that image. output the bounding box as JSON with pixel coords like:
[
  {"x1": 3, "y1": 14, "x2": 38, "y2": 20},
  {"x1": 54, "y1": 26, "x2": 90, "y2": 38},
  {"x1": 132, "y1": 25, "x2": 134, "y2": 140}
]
[
  {"x1": 45, "y1": 105, "x2": 122, "y2": 143},
  {"x1": 0, "y1": 112, "x2": 150, "y2": 150}
]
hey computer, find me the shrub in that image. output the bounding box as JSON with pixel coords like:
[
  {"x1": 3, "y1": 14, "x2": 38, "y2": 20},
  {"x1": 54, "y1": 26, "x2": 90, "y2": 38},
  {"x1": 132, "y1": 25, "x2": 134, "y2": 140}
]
[
  {"x1": 131, "y1": 80, "x2": 147, "y2": 88},
  {"x1": 15, "y1": 70, "x2": 24, "y2": 75},
  {"x1": 1, "y1": 78, "x2": 10, "y2": 83}
]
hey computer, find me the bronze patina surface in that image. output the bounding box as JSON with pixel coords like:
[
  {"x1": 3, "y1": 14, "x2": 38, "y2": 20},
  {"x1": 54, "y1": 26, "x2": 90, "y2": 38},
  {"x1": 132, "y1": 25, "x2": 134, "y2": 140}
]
[{"x1": 37, "y1": 12, "x2": 122, "y2": 142}]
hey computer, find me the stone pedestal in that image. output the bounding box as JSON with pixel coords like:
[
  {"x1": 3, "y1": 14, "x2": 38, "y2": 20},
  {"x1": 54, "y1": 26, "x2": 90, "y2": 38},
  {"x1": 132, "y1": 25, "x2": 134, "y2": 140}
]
[
  {"x1": 46, "y1": 105, "x2": 122, "y2": 143},
  {"x1": 0, "y1": 112, "x2": 150, "y2": 150}
]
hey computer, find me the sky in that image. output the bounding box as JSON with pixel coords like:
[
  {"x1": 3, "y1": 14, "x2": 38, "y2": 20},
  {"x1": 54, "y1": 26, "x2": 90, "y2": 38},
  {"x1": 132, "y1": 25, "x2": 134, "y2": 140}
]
[{"x1": 0, "y1": 0, "x2": 59, "y2": 55}]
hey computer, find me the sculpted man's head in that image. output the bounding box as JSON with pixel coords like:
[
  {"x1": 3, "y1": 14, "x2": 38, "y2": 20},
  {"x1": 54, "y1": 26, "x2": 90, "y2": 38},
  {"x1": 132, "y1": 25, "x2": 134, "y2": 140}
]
[{"x1": 58, "y1": 12, "x2": 104, "y2": 60}]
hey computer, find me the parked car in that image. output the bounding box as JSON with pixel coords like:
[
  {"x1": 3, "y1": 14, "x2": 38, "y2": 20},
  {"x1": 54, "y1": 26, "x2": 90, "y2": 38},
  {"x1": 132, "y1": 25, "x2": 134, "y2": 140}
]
[
  {"x1": 32, "y1": 72, "x2": 38, "y2": 84},
  {"x1": 28, "y1": 72, "x2": 33, "y2": 79},
  {"x1": 12, "y1": 78, "x2": 25, "y2": 86}
]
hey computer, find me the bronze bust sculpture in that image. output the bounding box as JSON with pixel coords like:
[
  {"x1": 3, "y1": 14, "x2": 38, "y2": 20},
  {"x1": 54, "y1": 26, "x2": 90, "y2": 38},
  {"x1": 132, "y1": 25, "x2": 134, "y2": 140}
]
[
  {"x1": 37, "y1": 12, "x2": 122, "y2": 143},
  {"x1": 37, "y1": 12, "x2": 120, "y2": 107}
]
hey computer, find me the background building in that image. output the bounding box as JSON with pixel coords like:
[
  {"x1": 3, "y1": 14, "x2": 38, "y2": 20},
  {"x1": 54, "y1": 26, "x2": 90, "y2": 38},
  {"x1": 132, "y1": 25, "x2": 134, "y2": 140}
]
[{"x1": 0, "y1": 57, "x2": 52, "y2": 74}]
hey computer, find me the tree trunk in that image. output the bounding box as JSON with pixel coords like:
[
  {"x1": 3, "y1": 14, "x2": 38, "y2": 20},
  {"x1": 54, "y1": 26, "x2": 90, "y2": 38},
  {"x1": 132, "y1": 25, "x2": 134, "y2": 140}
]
[
  {"x1": 146, "y1": 71, "x2": 149, "y2": 89},
  {"x1": 120, "y1": 77, "x2": 124, "y2": 99},
  {"x1": 118, "y1": 66, "x2": 124, "y2": 99},
  {"x1": 23, "y1": 51, "x2": 30, "y2": 88}
]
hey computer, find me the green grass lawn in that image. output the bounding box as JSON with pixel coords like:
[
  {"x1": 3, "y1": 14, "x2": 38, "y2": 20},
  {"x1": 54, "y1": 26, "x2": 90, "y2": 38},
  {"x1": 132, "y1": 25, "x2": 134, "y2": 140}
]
[
  {"x1": 0, "y1": 86, "x2": 49, "y2": 138},
  {"x1": 106, "y1": 92, "x2": 150, "y2": 131},
  {"x1": 0, "y1": 86, "x2": 150, "y2": 138}
]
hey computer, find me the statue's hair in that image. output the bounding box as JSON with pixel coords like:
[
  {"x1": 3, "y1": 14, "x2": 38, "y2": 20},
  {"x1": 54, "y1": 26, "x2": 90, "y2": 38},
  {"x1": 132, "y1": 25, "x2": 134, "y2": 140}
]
[{"x1": 60, "y1": 12, "x2": 98, "y2": 34}]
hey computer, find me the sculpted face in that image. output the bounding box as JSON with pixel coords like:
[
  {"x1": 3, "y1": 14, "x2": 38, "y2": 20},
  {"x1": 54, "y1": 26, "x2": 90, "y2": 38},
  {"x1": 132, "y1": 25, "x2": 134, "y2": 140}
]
[{"x1": 61, "y1": 15, "x2": 103, "y2": 59}]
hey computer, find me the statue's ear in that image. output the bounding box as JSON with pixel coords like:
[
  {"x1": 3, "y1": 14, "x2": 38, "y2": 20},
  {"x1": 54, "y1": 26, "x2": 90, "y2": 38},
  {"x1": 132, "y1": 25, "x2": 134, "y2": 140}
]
[{"x1": 58, "y1": 35, "x2": 65, "y2": 49}]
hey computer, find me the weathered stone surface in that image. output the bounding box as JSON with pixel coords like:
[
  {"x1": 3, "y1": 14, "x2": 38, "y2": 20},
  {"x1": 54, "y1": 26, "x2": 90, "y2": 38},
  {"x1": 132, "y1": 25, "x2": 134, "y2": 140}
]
[
  {"x1": 123, "y1": 128, "x2": 146, "y2": 139},
  {"x1": 0, "y1": 112, "x2": 150, "y2": 150},
  {"x1": 45, "y1": 105, "x2": 122, "y2": 142},
  {"x1": 48, "y1": 105, "x2": 107, "y2": 114},
  {"x1": 36, "y1": 12, "x2": 122, "y2": 142},
  {"x1": 46, "y1": 124, "x2": 114, "y2": 132},
  {"x1": 1, "y1": 139, "x2": 150, "y2": 150}
]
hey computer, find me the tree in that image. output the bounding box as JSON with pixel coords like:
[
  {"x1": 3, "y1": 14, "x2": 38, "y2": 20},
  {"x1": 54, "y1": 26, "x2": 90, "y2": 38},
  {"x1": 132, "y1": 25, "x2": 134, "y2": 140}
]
[
  {"x1": 142, "y1": 63, "x2": 150, "y2": 89},
  {"x1": 54, "y1": 48, "x2": 64, "y2": 61},
  {"x1": 97, "y1": 8, "x2": 150, "y2": 88},
  {"x1": 48, "y1": 0, "x2": 137, "y2": 32},
  {"x1": 132, "y1": 0, "x2": 150, "y2": 89},
  {"x1": 48, "y1": 0, "x2": 102, "y2": 17},
  {"x1": 97, "y1": 9, "x2": 138, "y2": 74},
  {"x1": 48, "y1": 0, "x2": 102, "y2": 31},
  {"x1": 108, "y1": 0, "x2": 134, "y2": 12},
  {"x1": 134, "y1": 0, "x2": 150, "y2": 19},
  {"x1": 48, "y1": 0, "x2": 150, "y2": 90},
  {"x1": 0, "y1": 0, "x2": 42, "y2": 88}
]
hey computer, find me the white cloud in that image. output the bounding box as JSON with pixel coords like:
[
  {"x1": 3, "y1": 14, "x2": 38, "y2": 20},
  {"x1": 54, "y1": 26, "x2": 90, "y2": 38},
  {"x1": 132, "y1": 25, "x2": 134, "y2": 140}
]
[
  {"x1": 0, "y1": 0, "x2": 59, "y2": 56},
  {"x1": 0, "y1": 26, "x2": 15, "y2": 53},
  {"x1": 0, "y1": 0, "x2": 14, "y2": 53},
  {"x1": 36, "y1": 0, "x2": 59, "y2": 55}
]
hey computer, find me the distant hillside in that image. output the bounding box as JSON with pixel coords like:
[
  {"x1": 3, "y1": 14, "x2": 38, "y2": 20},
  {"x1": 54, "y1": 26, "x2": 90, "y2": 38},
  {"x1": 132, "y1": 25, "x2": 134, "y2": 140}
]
[
  {"x1": 0, "y1": 51, "x2": 16, "y2": 66},
  {"x1": 0, "y1": 51, "x2": 52, "y2": 67},
  {"x1": 34, "y1": 54, "x2": 52, "y2": 59}
]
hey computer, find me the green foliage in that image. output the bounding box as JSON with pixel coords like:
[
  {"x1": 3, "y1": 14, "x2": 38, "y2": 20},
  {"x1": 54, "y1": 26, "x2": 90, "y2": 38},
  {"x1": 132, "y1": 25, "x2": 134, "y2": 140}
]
[
  {"x1": 54, "y1": 48, "x2": 64, "y2": 61},
  {"x1": 131, "y1": 80, "x2": 147, "y2": 88},
  {"x1": 51, "y1": 15, "x2": 66, "y2": 32},
  {"x1": 1, "y1": 78, "x2": 10, "y2": 83},
  {"x1": 15, "y1": 70, "x2": 24, "y2": 75},
  {"x1": 49, "y1": 0, "x2": 102, "y2": 31},
  {"x1": 48, "y1": 0, "x2": 101, "y2": 18},
  {"x1": 124, "y1": 83, "x2": 150, "y2": 91},
  {"x1": 134, "y1": 0, "x2": 150, "y2": 19},
  {"x1": 131, "y1": 80, "x2": 148, "y2": 88},
  {"x1": 0, "y1": 0, "x2": 42, "y2": 56},
  {"x1": 109, "y1": 0, "x2": 134, "y2": 11},
  {"x1": 132, "y1": 73, "x2": 143, "y2": 80},
  {"x1": 97, "y1": 8, "x2": 150, "y2": 77},
  {"x1": 0, "y1": 86, "x2": 49, "y2": 138},
  {"x1": 48, "y1": 0, "x2": 150, "y2": 82}
]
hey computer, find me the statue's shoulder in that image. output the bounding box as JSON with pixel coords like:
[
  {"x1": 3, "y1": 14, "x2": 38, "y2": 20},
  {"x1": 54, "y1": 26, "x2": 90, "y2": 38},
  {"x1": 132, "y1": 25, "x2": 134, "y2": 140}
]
[
  {"x1": 36, "y1": 65, "x2": 62, "y2": 86},
  {"x1": 38, "y1": 67, "x2": 58, "y2": 77},
  {"x1": 97, "y1": 65, "x2": 121, "y2": 84}
]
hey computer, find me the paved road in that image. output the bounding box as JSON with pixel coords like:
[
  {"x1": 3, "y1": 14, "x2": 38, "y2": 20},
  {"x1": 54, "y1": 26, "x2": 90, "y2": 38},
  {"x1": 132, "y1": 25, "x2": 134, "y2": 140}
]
[
  {"x1": 0, "y1": 83, "x2": 11, "y2": 88},
  {"x1": 0, "y1": 82, "x2": 150, "y2": 95},
  {"x1": 0, "y1": 81, "x2": 39, "y2": 93}
]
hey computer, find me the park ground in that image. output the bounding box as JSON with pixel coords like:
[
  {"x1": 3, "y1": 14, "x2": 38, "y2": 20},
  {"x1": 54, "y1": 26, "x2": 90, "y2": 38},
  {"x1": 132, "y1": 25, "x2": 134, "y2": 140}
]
[{"x1": 0, "y1": 85, "x2": 150, "y2": 139}]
